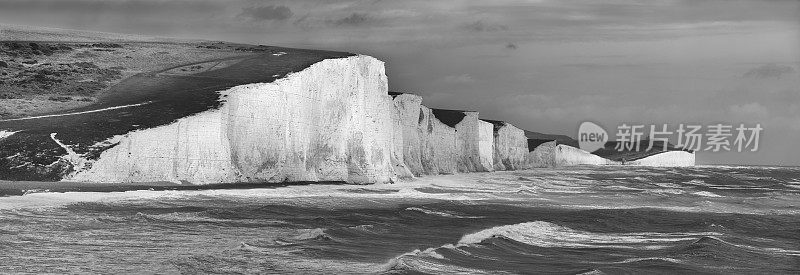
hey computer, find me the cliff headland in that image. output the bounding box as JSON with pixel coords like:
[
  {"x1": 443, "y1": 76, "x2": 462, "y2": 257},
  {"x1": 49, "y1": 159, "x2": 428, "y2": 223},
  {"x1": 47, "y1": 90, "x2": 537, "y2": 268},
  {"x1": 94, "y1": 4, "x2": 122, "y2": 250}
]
[{"x1": 0, "y1": 26, "x2": 694, "y2": 185}]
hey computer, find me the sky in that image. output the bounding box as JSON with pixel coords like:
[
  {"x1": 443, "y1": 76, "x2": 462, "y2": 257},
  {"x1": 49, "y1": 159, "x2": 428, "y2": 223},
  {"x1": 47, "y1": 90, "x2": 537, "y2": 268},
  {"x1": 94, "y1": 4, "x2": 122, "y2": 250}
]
[{"x1": 0, "y1": 0, "x2": 798, "y2": 165}]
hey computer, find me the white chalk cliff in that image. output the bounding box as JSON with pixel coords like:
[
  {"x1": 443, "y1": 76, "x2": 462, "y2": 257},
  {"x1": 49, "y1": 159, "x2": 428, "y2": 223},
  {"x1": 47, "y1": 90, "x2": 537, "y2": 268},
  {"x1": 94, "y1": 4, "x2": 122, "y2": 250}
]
[
  {"x1": 72, "y1": 56, "x2": 400, "y2": 184},
  {"x1": 526, "y1": 142, "x2": 613, "y2": 167},
  {"x1": 626, "y1": 151, "x2": 695, "y2": 167},
  {"x1": 455, "y1": 112, "x2": 494, "y2": 173},
  {"x1": 65, "y1": 54, "x2": 693, "y2": 185},
  {"x1": 491, "y1": 122, "x2": 528, "y2": 170},
  {"x1": 392, "y1": 94, "x2": 458, "y2": 175},
  {"x1": 525, "y1": 141, "x2": 695, "y2": 167}
]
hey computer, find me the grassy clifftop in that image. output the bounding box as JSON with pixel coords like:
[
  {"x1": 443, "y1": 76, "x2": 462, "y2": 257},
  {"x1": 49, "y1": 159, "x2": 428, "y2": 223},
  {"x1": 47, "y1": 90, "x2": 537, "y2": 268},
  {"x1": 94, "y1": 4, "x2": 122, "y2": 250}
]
[{"x1": 0, "y1": 39, "x2": 261, "y2": 118}]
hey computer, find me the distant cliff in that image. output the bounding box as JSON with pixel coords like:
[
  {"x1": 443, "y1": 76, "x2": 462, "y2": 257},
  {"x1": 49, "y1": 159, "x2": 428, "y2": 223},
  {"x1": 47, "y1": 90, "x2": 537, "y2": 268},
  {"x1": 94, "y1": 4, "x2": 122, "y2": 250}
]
[{"x1": 525, "y1": 141, "x2": 695, "y2": 168}]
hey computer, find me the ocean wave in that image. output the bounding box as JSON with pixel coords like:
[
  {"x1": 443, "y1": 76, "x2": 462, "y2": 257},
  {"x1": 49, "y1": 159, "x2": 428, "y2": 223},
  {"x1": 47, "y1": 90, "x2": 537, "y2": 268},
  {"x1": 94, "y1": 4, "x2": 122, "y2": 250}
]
[
  {"x1": 237, "y1": 228, "x2": 335, "y2": 251},
  {"x1": 692, "y1": 191, "x2": 723, "y2": 198},
  {"x1": 404, "y1": 207, "x2": 483, "y2": 218},
  {"x1": 383, "y1": 221, "x2": 726, "y2": 274},
  {"x1": 648, "y1": 189, "x2": 686, "y2": 195},
  {"x1": 269, "y1": 228, "x2": 334, "y2": 246},
  {"x1": 683, "y1": 236, "x2": 800, "y2": 257},
  {"x1": 383, "y1": 246, "x2": 502, "y2": 275},
  {"x1": 649, "y1": 182, "x2": 682, "y2": 189},
  {"x1": 21, "y1": 189, "x2": 52, "y2": 195},
  {"x1": 614, "y1": 257, "x2": 683, "y2": 264},
  {"x1": 457, "y1": 221, "x2": 714, "y2": 249}
]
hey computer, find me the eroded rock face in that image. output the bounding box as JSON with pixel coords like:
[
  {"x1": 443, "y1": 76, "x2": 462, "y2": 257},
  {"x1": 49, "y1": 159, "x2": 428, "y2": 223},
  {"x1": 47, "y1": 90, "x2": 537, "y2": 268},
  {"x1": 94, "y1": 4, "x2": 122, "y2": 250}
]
[
  {"x1": 419, "y1": 106, "x2": 460, "y2": 174},
  {"x1": 393, "y1": 94, "x2": 460, "y2": 176},
  {"x1": 627, "y1": 151, "x2": 695, "y2": 167},
  {"x1": 554, "y1": 144, "x2": 613, "y2": 166},
  {"x1": 526, "y1": 142, "x2": 611, "y2": 167},
  {"x1": 454, "y1": 112, "x2": 494, "y2": 172},
  {"x1": 71, "y1": 56, "x2": 400, "y2": 184},
  {"x1": 525, "y1": 141, "x2": 696, "y2": 167},
  {"x1": 492, "y1": 122, "x2": 528, "y2": 171},
  {"x1": 526, "y1": 141, "x2": 557, "y2": 168}
]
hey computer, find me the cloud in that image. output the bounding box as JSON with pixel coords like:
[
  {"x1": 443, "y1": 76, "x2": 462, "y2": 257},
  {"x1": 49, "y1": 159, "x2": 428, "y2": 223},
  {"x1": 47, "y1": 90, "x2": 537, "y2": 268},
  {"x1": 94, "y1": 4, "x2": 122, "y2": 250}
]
[
  {"x1": 239, "y1": 5, "x2": 293, "y2": 21},
  {"x1": 460, "y1": 20, "x2": 509, "y2": 32},
  {"x1": 330, "y1": 13, "x2": 372, "y2": 26},
  {"x1": 728, "y1": 102, "x2": 769, "y2": 118},
  {"x1": 743, "y1": 64, "x2": 795, "y2": 79},
  {"x1": 441, "y1": 74, "x2": 475, "y2": 83}
]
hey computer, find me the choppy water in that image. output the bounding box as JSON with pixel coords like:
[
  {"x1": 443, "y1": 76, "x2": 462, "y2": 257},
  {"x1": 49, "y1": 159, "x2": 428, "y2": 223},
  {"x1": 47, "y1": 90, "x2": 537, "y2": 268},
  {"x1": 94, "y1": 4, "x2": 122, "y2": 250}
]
[{"x1": 1, "y1": 166, "x2": 799, "y2": 274}]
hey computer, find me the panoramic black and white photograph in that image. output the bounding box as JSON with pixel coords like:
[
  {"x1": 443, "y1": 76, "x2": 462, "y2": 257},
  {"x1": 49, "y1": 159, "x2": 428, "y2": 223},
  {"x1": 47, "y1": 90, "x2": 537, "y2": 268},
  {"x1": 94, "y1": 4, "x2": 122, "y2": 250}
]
[{"x1": 0, "y1": 0, "x2": 798, "y2": 274}]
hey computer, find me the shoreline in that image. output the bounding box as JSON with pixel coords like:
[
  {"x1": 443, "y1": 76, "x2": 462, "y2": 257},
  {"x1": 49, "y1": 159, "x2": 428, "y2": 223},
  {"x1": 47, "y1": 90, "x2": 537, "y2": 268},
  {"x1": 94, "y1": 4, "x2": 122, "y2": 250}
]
[
  {"x1": 2, "y1": 164, "x2": 795, "y2": 198},
  {"x1": 0, "y1": 179, "x2": 353, "y2": 198}
]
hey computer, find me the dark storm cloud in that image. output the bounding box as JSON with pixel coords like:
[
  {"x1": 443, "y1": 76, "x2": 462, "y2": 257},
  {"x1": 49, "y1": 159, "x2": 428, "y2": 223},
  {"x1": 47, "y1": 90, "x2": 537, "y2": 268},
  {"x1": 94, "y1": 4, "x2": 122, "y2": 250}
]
[
  {"x1": 0, "y1": 0, "x2": 224, "y2": 35},
  {"x1": 293, "y1": 14, "x2": 311, "y2": 25},
  {"x1": 461, "y1": 20, "x2": 509, "y2": 32},
  {"x1": 239, "y1": 5, "x2": 293, "y2": 21},
  {"x1": 329, "y1": 13, "x2": 372, "y2": 26},
  {"x1": 743, "y1": 64, "x2": 796, "y2": 79},
  {"x1": 0, "y1": 0, "x2": 221, "y2": 14}
]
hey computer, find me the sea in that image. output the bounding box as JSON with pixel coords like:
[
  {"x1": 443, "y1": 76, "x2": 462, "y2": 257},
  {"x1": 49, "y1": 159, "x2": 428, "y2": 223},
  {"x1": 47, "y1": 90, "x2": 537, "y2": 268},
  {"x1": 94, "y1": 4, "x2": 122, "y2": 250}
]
[{"x1": 1, "y1": 165, "x2": 798, "y2": 274}]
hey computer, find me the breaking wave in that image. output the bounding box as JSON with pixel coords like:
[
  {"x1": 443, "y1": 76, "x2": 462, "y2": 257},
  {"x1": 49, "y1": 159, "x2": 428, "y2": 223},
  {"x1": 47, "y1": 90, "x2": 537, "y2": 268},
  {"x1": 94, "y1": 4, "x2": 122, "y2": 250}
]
[
  {"x1": 404, "y1": 207, "x2": 483, "y2": 218},
  {"x1": 456, "y1": 221, "x2": 713, "y2": 249},
  {"x1": 384, "y1": 220, "x2": 800, "y2": 274}
]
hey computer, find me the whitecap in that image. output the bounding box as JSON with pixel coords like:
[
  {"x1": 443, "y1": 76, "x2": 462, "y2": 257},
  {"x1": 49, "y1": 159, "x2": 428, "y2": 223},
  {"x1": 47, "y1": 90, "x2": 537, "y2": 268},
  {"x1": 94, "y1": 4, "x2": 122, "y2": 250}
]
[
  {"x1": 615, "y1": 257, "x2": 683, "y2": 264},
  {"x1": 684, "y1": 179, "x2": 708, "y2": 186},
  {"x1": 405, "y1": 207, "x2": 482, "y2": 218},
  {"x1": 0, "y1": 130, "x2": 18, "y2": 140},
  {"x1": 382, "y1": 247, "x2": 500, "y2": 275},
  {"x1": 693, "y1": 191, "x2": 723, "y2": 198}
]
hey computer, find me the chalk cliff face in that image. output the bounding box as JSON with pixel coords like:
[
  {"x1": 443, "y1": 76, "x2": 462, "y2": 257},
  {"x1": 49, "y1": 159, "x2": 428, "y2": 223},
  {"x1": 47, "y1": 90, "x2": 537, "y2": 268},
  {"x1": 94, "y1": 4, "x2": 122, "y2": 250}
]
[
  {"x1": 526, "y1": 141, "x2": 557, "y2": 168},
  {"x1": 44, "y1": 53, "x2": 693, "y2": 185},
  {"x1": 526, "y1": 142, "x2": 696, "y2": 167},
  {"x1": 72, "y1": 56, "x2": 401, "y2": 184},
  {"x1": 627, "y1": 151, "x2": 695, "y2": 167},
  {"x1": 491, "y1": 122, "x2": 528, "y2": 170},
  {"x1": 454, "y1": 112, "x2": 494, "y2": 172},
  {"x1": 393, "y1": 95, "x2": 498, "y2": 176},
  {"x1": 392, "y1": 94, "x2": 459, "y2": 176},
  {"x1": 526, "y1": 142, "x2": 612, "y2": 167},
  {"x1": 555, "y1": 145, "x2": 614, "y2": 166}
]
